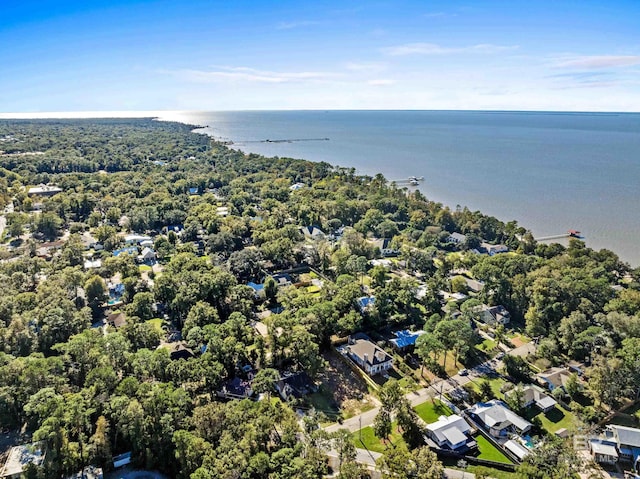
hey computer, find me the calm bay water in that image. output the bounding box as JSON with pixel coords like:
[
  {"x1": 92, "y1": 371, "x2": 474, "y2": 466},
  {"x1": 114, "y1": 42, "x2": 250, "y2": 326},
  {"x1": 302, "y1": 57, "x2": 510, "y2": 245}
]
[{"x1": 160, "y1": 110, "x2": 640, "y2": 266}]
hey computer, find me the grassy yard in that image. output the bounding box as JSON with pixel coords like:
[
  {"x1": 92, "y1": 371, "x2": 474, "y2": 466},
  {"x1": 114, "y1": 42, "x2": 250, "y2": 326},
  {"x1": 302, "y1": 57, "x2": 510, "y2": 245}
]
[
  {"x1": 468, "y1": 466, "x2": 518, "y2": 479},
  {"x1": 475, "y1": 435, "x2": 513, "y2": 464},
  {"x1": 146, "y1": 318, "x2": 164, "y2": 333},
  {"x1": 476, "y1": 338, "x2": 498, "y2": 354},
  {"x1": 414, "y1": 399, "x2": 452, "y2": 423},
  {"x1": 139, "y1": 264, "x2": 152, "y2": 272},
  {"x1": 352, "y1": 423, "x2": 403, "y2": 454},
  {"x1": 525, "y1": 405, "x2": 576, "y2": 434},
  {"x1": 471, "y1": 377, "x2": 509, "y2": 400}
]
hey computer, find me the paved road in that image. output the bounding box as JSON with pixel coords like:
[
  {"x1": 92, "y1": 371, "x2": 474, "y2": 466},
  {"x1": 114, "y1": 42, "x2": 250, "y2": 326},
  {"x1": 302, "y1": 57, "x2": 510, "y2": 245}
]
[{"x1": 324, "y1": 357, "x2": 502, "y2": 434}]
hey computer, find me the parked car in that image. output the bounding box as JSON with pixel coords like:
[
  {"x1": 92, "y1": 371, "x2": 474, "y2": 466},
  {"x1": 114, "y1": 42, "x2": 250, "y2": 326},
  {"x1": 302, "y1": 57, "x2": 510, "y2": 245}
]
[{"x1": 458, "y1": 369, "x2": 469, "y2": 376}]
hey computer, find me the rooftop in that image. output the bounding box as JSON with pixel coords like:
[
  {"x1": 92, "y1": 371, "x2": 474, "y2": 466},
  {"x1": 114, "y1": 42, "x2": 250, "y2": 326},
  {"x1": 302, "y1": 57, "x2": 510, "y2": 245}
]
[
  {"x1": 347, "y1": 335, "x2": 392, "y2": 366},
  {"x1": 1, "y1": 442, "x2": 45, "y2": 478}
]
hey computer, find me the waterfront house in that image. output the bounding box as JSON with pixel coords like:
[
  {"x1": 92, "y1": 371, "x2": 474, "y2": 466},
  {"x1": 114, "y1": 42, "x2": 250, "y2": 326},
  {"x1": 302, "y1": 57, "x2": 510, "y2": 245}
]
[
  {"x1": 467, "y1": 400, "x2": 533, "y2": 438},
  {"x1": 447, "y1": 232, "x2": 467, "y2": 244},
  {"x1": 425, "y1": 414, "x2": 477, "y2": 452},
  {"x1": 481, "y1": 242, "x2": 509, "y2": 255},
  {"x1": 344, "y1": 333, "x2": 393, "y2": 376}
]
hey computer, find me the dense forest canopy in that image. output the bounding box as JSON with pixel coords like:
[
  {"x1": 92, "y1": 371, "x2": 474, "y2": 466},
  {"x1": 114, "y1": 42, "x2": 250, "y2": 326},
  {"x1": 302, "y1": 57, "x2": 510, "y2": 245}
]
[{"x1": 0, "y1": 118, "x2": 638, "y2": 479}]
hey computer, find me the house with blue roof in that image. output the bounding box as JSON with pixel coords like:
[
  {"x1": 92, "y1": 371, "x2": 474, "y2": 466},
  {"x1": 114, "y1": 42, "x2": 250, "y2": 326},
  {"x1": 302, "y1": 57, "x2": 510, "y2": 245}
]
[
  {"x1": 356, "y1": 296, "x2": 375, "y2": 314},
  {"x1": 390, "y1": 329, "x2": 426, "y2": 352}
]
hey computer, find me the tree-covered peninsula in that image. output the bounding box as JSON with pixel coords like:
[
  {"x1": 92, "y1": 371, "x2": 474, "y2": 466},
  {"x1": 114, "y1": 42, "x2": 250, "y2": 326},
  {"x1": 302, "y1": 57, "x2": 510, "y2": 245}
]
[{"x1": 0, "y1": 118, "x2": 638, "y2": 479}]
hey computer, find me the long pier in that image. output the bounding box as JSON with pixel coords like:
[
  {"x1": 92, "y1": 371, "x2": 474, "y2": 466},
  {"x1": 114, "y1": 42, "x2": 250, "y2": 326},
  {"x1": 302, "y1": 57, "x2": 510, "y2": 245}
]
[{"x1": 534, "y1": 233, "x2": 583, "y2": 241}]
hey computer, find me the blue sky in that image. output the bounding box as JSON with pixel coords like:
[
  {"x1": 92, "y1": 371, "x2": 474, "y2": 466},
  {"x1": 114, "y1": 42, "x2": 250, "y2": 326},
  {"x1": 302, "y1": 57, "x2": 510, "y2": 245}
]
[{"x1": 1, "y1": 0, "x2": 640, "y2": 112}]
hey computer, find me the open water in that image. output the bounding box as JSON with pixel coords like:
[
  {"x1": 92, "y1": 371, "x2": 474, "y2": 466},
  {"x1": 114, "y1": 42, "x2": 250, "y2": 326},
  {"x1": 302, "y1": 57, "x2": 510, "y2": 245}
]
[{"x1": 160, "y1": 110, "x2": 640, "y2": 266}]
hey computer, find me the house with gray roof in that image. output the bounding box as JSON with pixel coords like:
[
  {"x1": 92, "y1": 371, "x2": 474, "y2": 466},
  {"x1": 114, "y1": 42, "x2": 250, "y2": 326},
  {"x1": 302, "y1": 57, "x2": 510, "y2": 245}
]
[
  {"x1": 425, "y1": 414, "x2": 477, "y2": 452},
  {"x1": 507, "y1": 385, "x2": 557, "y2": 413},
  {"x1": 1, "y1": 442, "x2": 46, "y2": 479},
  {"x1": 344, "y1": 334, "x2": 393, "y2": 376},
  {"x1": 467, "y1": 400, "x2": 532, "y2": 438}
]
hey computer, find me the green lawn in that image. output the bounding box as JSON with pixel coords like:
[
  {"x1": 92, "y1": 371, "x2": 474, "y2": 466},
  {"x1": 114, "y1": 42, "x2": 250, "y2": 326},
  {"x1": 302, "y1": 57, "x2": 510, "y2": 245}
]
[
  {"x1": 139, "y1": 264, "x2": 152, "y2": 272},
  {"x1": 476, "y1": 338, "x2": 497, "y2": 353},
  {"x1": 475, "y1": 435, "x2": 513, "y2": 464},
  {"x1": 146, "y1": 318, "x2": 164, "y2": 333},
  {"x1": 468, "y1": 466, "x2": 518, "y2": 479},
  {"x1": 352, "y1": 423, "x2": 403, "y2": 453},
  {"x1": 525, "y1": 405, "x2": 576, "y2": 434},
  {"x1": 414, "y1": 399, "x2": 452, "y2": 423},
  {"x1": 471, "y1": 377, "x2": 509, "y2": 400}
]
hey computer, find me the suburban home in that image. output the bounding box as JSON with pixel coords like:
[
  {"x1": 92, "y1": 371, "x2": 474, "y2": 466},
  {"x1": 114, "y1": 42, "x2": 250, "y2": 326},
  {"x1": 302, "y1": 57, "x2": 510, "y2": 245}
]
[
  {"x1": 425, "y1": 414, "x2": 477, "y2": 452},
  {"x1": 1, "y1": 442, "x2": 46, "y2": 479},
  {"x1": 463, "y1": 277, "x2": 485, "y2": 293},
  {"x1": 217, "y1": 376, "x2": 254, "y2": 400},
  {"x1": 390, "y1": 329, "x2": 425, "y2": 352},
  {"x1": 27, "y1": 184, "x2": 62, "y2": 197},
  {"x1": 507, "y1": 385, "x2": 557, "y2": 413},
  {"x1": 84, "y1": 258, "x2": 102, "y2": 270},
  {"x1": 606, "y1": 425, "x2": 640, "y2": 472},
  {"x1": 481, "y1": 242, "x2": 509, "y2": 255},
  {"x1": 300, "y1": 225, "x2": 325, "y2": 239},
  {"x1": 447, "y1": 232, "x2": 467, "y2": 244},
  {"x1": 289, "y1": 182, "x2": 306, "y2": 191},
  {"x1": 369, "y1": 238, "x2": 399, "y2": 257},
  {"x1": 161, "y1": 342, "x2": 195, "y2": 360},
  {"x1": 344, "y1": 334, "x2": 393, "y2": 376},
  {"x1": 536, "y1": 367, "x2": 573, "y2": 392},
  {"x1": 478, "y1": 305, "x2": 511, "y2": 325},
  {"x1": 356, "y1": 296, "x2": 376, "y2": 314},
  {"x1": 590, "y1": 440, "x2": 619, "y2": 465},
  {"x1": 138, "y1": 247, "x2": 156, "y2": 263},
  {"x1": 216, "y1": 206, "x2": 229, "y2": 217},
  {"x1": 275, "y1": 371, "x2": 317, "y2": 401},
  {"x1": 106, "y1": 312, "x2": 126, "y2": 329},
  {"x1": 467, "y1": 400, "x2": 533, "y2": 438}
]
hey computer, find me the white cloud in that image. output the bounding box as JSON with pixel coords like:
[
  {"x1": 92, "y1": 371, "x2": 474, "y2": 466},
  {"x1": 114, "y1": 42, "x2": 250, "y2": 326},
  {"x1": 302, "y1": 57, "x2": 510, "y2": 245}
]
[
  {"x1": 163, "y1": 67, "x2": 334, "y2": 84},
  {"x1": 555, "y1": 55, "x2": 640, "y2": 69},
  {"x1": 367, "y1": 79, "x2": 395, "y2": 86},
  {"x1": 344, "y1": 61, "x2": 387, "y2": 72},
  {"x1": 276, "y1": 20, "x2": 321, "y2": 30},
  {"x1": 382, "y1": 42, "x2": 518, "y2": 56}
]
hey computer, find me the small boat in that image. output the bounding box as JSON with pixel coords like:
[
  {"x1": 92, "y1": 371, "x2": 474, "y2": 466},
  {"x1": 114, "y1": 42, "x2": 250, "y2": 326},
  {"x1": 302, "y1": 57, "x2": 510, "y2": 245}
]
[
  {"x1": 408, "y1": 175, "x2": 424, "y2": 182},
  {"x1": 568, "y1": 230, "x2": 581, "y2": 237},
  {"x1": 409, "y1": 179, "x2": 419, "y2": 186}
]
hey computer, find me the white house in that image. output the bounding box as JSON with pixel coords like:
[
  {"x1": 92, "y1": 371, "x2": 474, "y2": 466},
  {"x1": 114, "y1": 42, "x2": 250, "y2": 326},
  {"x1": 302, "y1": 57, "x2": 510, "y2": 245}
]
[
  {"x1": 300, "y1": 226, "x2": 325, "y2": 239},
  {"x1": 478, "y1": 305, "x2": 511, "y2": 325},
  {"x1": 447, "y1": 232, "x2": 467, "y2": 244},
  {"x1": 344, "y1": 334, "x2": 393, "y2": 376},
  {"x1": 425, "y1": 415, "x2": 477, "y2": 452}
]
